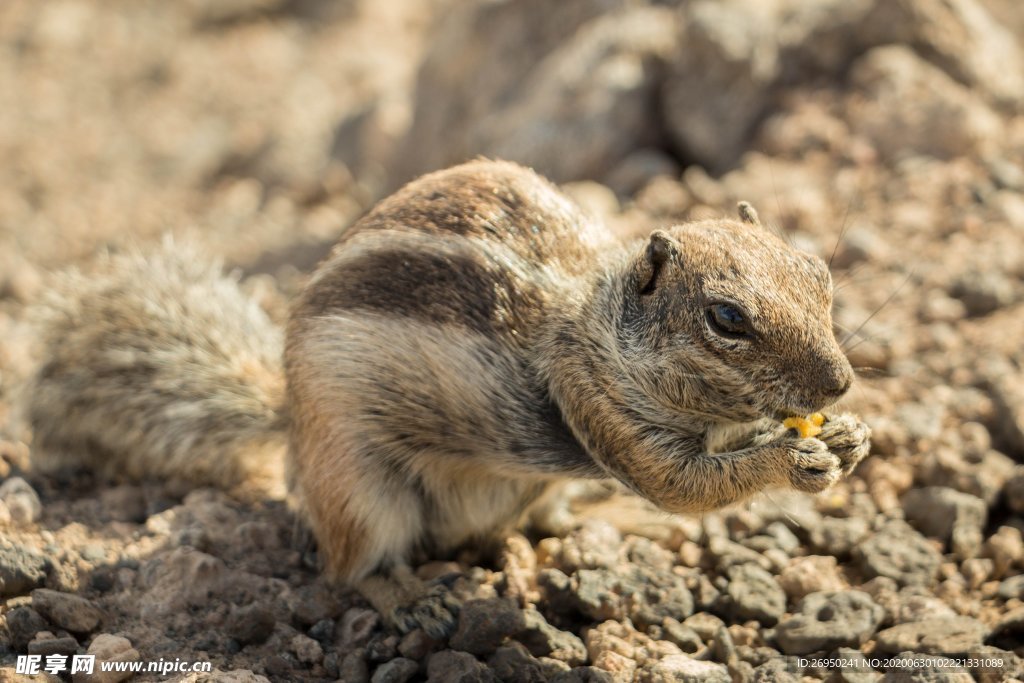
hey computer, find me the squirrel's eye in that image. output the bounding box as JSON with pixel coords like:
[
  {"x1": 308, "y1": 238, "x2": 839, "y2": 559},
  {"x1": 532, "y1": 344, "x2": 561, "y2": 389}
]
[{"x1": 706, "y1": 303, "x2": 752, "y2": 339}]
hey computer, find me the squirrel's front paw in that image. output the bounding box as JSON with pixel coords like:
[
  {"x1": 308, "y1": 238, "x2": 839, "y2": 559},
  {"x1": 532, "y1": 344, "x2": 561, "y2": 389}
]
[
  {"x1": 818, "y1": 413, "x2": 871, "y2": 474},
  {"x1": 787, "y1": 438, "x2": 842, "y2": 493}
]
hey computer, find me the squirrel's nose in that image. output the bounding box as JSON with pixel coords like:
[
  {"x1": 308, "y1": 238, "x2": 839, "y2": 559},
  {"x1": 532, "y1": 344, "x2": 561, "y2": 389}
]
[
  {"x1": 824, "y1": 365, "x2": 854, "y2": 399},
  {"x1": 830, "y1": 374, "x2": 853, "y2": 398}
]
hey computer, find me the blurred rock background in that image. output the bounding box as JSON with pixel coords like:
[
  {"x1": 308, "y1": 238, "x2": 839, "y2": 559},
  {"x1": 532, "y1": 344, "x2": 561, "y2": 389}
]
[{"x1": 2, "y1": 0, "x2": 1024, "y2": 681}]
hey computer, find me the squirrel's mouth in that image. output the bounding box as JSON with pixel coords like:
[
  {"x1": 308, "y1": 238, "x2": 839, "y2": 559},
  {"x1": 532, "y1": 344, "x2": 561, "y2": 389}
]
[{"x1": 770, "y1": 406, "x2": 825, "y2": 422}]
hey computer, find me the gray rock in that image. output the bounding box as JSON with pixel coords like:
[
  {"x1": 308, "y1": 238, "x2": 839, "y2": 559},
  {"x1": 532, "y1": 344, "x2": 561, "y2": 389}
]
[
  {"x1": 392, "y1": 2, "x2": 677, "y2": 186},
  {"x1": 997, "y1": 574, "x2": 1024, "y2": 600},
  {"x1": 661, "y1": 618, "x2": 703, "y2": 654},
  {"x1": 689, "y1": 574, "x2": 721, "y2": 613},
  {"x1": 855, "y1": 521, "x2": 941, "y2": 586},
  {"x1": 371, "y1": 657, "x2": 418, "y2": 683},
  {"x1": 426, "y1": 650, "x2": 499, "y2": 683},
  {"x1": 810, "y1": 516, "x2": 870, "y2": 558},
  {"x1": 919, "y1": 442, "x2": 1016, "y2": 507},
  {"x1": 629, "y1": 566, "x2": 695, "y2": 627},
  {"x1": 487, "y1": 641, "x2": 547, "y2": 683},
  {"x1": 366, "y1": 634, "x2": 400, "y2": 663},
  {"x1": 340, "y1": 650, "x2": 370, "y2": 683},
  {"x1": 857, "y1": 0, "x2": 1024, "y2": 108},
  {"x1": 398, "y1": 628, "x2": 436, "y2": 661},
  {"x1": 449, "y1": 598, "x2": 525, "y2": 657},
  {"x1": 31, "y1": 589, "x2": 103, "y2": 634},
  {"x1": 753, "y1": 492, "x2": 823, "y2": 535},
  {"x1": 903, "y1": 487, "x2": 986, "y2": 558},
  {"x1": 725, "y1": 564, "x2": 786, "y2": 626},
  {"x1": 226, "y1": 603, "x2": 276, "y2": 646},
  {"x1": 290, "y1": 633, "x2": 322, "y2": 666},
  {"x1": 627, "y1": 537, "x2": 676, "y2": 573},
  {"x1": 775, "y1": 591, "x2": 885, "y2": 655},
  {"x1": 0, "y1": 543, "x2": 48, "y2": 597},
  {"x1": 515, "y1": 607, "x2": 587, "y2": 666},
  {"x1": 750, "y1": 658, "x2": 800, "y2": 681},
  {"x1": 707, "y1": 537, "x2": 772, "y2": 571},
  {"x1": 846, "y1": 46, "x2": 1002, "y2": 161},
  {"x1": 966, "y1": 646, "x2": 1024, "y2": 681},
  {"x1": 1005, "y1": 468, "x2": 1024, "y2": 515},
  {"x1": 884, "y1": 589, "x2": 957, "y2": 625},
  {"x1": 339, "y1": 607, "x2": 381, "y2": 647},
  {"x1": 139, "y1": 547, "x2": 227, "y2": 618},
  {"x1": 83, "y1": 633, "x2": 141, "y2": 683},
  {"x1": 0, "y1": 477, "x2": 42, "y2": 524},
  {"x1": 323, "y1": 651, "x2": 341, "y2": 679},
  {"x1": 710, "y1": 625, "x2": 737, "y2": 669},
  {"x1": 646, "y1": 654, "x2": 731, "y2": 683},
  {"x1": 831, "y1": 648, "x2": 880, "y2": 683},
  {"x1": 550, "y1": 667, "x2": 616, "y2": 682},
  {"x1": 557, "y1": 520, "x2": 624, "y2": 572},
  {"x1": 990, "y1": 606, "x2": 1024, "y2": 646},
  {"x1": 571, "y1": 569, "x2": 627, "y2": 621},
  {"x1": 28, "y1": 633, "x2": 79, "y2": 657},
  {"x1": 663, "y1": 0, "x2": 782, "y2": 172},
  {"x1": 288, "y1": 582, "x2": 345, "y2": 626},
  {"x1": 682, "y1": 612, "x2": 726, "y2": 642},
  {"x1": 951, "y1": 270, "x2": 1016, "y2": 316},
  {"x1": 874, "y1": 617, "x2": 988, "y2": 655},
  {"x1": 6, "y1": 605, "x2": 49, "y2": 651},
  {"x1": 763, "y1": 523, "x2": 801, "y2": 554}
]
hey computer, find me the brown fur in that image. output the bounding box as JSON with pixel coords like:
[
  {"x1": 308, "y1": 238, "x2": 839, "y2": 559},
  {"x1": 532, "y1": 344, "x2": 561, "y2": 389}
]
[{"x1": 26, "y1": 160, "x2": 870, "y2": 629}]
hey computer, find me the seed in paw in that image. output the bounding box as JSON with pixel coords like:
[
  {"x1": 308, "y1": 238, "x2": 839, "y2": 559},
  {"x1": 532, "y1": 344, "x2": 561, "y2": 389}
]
[{"x1": 783, "y1": 413, "x2": 825, "y2": 439}]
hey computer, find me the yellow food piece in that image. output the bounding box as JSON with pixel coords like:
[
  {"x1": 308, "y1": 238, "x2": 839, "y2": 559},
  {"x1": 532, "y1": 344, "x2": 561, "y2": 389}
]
[{"x1": 783, "y1": 412, "x2": 825, "y2": 439}]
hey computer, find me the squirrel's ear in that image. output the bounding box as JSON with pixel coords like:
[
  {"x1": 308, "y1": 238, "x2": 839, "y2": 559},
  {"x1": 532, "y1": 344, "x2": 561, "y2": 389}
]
[
  {"x1": 640, "y1": 230, "x2": 676, "y2": 295},
  {"x1": 737, "y1": 201, "x2": 760, "y2": 226}
]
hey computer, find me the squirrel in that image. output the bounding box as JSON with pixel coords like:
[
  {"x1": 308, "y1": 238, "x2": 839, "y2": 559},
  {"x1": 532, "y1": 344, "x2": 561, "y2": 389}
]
[{"x1": 25, "y1": 159, "x2": 870, "y2": 636}]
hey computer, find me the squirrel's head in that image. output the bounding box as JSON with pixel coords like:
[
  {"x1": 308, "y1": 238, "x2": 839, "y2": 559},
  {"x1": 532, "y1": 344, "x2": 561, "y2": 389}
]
[{"x1": 618, "y1": 203, "x2": 853, "y2": 424}]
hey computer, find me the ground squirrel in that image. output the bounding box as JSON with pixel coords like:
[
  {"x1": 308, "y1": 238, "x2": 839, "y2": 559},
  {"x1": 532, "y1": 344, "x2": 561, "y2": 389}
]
[{"x1": 26, "y1": 159, "x2": 870, "y2": 634}]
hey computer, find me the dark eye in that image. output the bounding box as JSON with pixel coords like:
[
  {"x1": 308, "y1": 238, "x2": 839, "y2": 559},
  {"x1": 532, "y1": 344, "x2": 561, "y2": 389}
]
[{"x1": 706, "y1": 303, "x2": 753, "y2": 339}]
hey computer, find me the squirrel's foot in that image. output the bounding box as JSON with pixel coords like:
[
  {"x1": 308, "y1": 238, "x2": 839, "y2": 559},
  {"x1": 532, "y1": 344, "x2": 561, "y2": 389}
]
[
  {"x1": 818, "y1": 413, "x2": 871, "y2": 474},
  {"x1": 786, "y1": 437, "x2": 842, "y2": 493},
  {"x1": 387, "y1": 579, "x2": 460, "y2": 640},
  {"x1": 357, "y1": 569, "x2": 460, "y2": 641}
]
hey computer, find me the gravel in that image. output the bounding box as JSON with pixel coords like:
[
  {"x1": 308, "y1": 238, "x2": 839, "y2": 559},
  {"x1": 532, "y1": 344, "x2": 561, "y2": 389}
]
[
  {"x1": 873, "y1": 617, "x2": 988, "y2": 655},
  {"x1": 2, "y1": 0, "x2": 1024, "y2": 680},
  {"x1": 774, "y1": 591, "x2": 885, "y2": 655},
  {"x1": 449, "y1": 598, "x2": 525, "y2": 657},
  {"x1": 855, "y1": 521, "x2": 942, "y2": 587},
  {"x1": 0, "y1": 543, "x2": 48, "y2": 598},
  {"x1": 31, "y1": 588, "x2": 104, "y2": 635},
  {"x1": 902, "y1": 486, "x2": 987, "y2": 559},
  {"x1": 724, "y1": 564, "x2": 787, "y2": 626}
]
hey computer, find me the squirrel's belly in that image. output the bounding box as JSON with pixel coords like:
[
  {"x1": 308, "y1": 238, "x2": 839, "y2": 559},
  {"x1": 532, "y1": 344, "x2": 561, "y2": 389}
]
[{"x1": 284, "y1": 311, "x2": 575, "y2": 579}]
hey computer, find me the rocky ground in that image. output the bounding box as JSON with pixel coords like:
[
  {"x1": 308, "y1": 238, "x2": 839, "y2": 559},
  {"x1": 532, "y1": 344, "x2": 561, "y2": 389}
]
[{"x1": 2, "y1": 0, "x2": 1024, "y2": 681}]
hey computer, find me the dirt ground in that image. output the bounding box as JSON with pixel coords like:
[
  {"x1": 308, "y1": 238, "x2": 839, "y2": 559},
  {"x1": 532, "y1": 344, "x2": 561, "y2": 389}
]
[{"x1": 2, "y1": 0, "x2": 1024, "y2": 681}]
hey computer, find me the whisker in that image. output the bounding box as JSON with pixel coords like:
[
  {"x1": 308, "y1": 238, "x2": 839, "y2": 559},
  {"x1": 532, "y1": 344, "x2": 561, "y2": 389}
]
[
  {"x1": 767, "y1": 161, "x2": 795, "y2": 247},
  {"x1": 761, "y1": 491, "x2": 800, "y2": 529},
  {"x1": 828, "y1": 194, "x2": 858, "y2": 271},
  {"x1": 831, "y1": 261, "x2": 869, "y2": 288},
  {"x1": 833, "y1": 271, "x2": 893, "y2": 294},
  {"x1": 838, "y1": 323, "x2": 885, "y2": 350},
  {"x1": 851, "y1": 366, "x2": 889, "y2": 378},
  {"x1": 840, "y1": 270, "x2": 914, "y2": 348}
]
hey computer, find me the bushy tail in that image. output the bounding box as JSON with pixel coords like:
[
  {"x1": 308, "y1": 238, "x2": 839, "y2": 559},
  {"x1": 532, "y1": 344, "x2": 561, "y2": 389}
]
[{"x1": 25, "y1": 239, "x2": 288, "y2": 500}]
